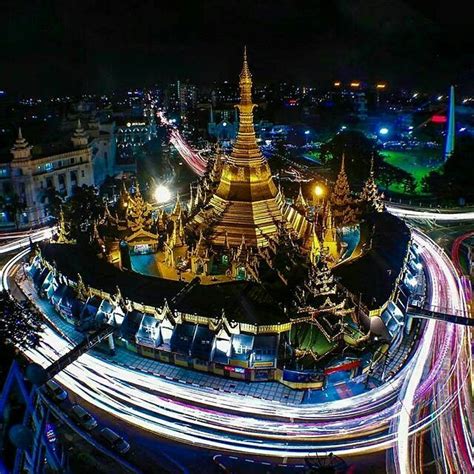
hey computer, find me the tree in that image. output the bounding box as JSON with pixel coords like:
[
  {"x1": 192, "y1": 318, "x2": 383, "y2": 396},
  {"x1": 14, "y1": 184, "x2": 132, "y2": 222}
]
[
  {"x1": 422, "y1": 136, "x2": 474, "y2": 202},
  {"x1": 62, "y1": 185, "x2": 104, "y2": 242},
  {"x1": 43, "y1": 188, "x2": 63, "y2": 219}
]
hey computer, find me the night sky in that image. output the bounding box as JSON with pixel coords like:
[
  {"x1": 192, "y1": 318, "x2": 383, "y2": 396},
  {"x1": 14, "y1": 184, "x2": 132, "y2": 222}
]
[{"x1": 1, "y1": 0, "x2": 472, "y2": 95}]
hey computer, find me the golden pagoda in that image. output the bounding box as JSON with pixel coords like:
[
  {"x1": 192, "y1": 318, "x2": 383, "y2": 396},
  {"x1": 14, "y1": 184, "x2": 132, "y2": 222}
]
[{"x1": 193, "y1": 48, "x2": 286, "y2": 247}]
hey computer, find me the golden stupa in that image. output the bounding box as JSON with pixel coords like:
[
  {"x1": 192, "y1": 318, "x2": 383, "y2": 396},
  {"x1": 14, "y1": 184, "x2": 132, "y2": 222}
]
[{"x1": 194, "y1": 48, "x2": 286, "y2": 247}]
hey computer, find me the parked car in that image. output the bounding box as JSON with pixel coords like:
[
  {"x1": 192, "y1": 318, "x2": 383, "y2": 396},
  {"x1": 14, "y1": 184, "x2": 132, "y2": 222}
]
[
  {"x1": 70, "y1": 404, "x2": 98, "y2": 431},
  {"x1": 45, "y1": 380, "x2": 68, "y2": 402},
  {"x1": 99, "y1": 427, "x2": 130, "y2": 454}
]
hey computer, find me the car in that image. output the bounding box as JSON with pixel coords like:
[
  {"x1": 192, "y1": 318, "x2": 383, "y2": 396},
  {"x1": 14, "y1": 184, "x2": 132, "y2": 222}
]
[
  {"x1": 98, "y1": 427, "x2": 130, "y2": 454},
  {"x1": 45, "y1": 380, "x2": 68, "y2": 402},
  {"x1": 70, "y1": 404, "x2": 98, "y2": 431}
]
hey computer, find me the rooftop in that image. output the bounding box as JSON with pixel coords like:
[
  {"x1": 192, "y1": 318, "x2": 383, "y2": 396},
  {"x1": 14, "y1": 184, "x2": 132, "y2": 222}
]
[
  {"x1": 333, "y1": 212, "x2": 411, "y2": 310},
  {"x1": 41, "y1": 243, "x2": 287, "y2": 325}
]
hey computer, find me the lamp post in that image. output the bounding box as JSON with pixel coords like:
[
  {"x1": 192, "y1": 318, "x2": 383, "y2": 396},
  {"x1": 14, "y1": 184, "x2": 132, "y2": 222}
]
[{"x1": 313, "y1": 183, "x2": 325, "y2": 208}]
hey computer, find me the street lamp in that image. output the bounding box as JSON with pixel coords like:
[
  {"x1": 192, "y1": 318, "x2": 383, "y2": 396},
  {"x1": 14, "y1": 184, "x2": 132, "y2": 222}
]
[
  {"x1": 314, "y1": 183, "x2": 325, "y2": 207},
  {"x1": 154, "y1": 184, "x2": 172, "y2": 204}
]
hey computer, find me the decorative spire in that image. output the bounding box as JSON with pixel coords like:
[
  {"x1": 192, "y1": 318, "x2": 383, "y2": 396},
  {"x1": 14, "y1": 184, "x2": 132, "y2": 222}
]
[
  {"x1": 228, "y1": 47, "x2": 264, "y2": 166},
  {"x1": 224, "y1": 230, "x2": 229, "y2": 249},
  {"x1": 172, "y1": 192, "x2": 182, "y2": 216},
  {"x1": 194, "y1": 229, "x2": 207, "y2": 257},
  {"x1": 309, "y1": 221, "x2": 320, "y2": 265},
  {"x1": 294, "y1": 183, "x2": 308, "y2": 213},
  {"x1": 11, "y1": 127, "x2": 32, "y2": 162},
  {"x1": 360, "y1": 155, "x2": 384, "y2": 213},
  {"x1": 57, "y1": 206, "x2": 71, "y2": 243},
  {"x1": 71, "y1": 118, "x2": 88, "y2": 148},
  {"x1": 323, "y1": 203, "x2": 336, "y2": 243},
  {"x1": 330, "y1": 153, "x2": 355, "y2": 227}
]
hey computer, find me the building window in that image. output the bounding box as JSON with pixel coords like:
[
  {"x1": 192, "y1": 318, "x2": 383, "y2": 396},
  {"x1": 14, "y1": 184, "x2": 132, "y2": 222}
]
[
  {"x1": 71, "y1": 158, "x2": 75, "y2": 165},
  {"x1": 81, "y1": 170, "x2": 85, "y2": 178}
]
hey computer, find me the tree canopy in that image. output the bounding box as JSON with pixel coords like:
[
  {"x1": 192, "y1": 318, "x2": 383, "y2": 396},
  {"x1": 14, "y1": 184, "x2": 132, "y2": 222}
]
[
  {"x1": 422, "y1": 136, "x2": 474, "y2": 202},
  {"x1": 320, "y1": 130, "x2": 415, "y2": 193}
]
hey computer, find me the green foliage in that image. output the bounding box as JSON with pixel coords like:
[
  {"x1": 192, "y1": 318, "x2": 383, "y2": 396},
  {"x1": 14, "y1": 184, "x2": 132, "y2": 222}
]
[
  {"x1": 43, "y1": 188, "x2": 63, "y2": 219},
  {"x1": 320, "y1": 130, "x2": 415, "y2": 192},
  {"x1": 62, "y1": 185, "x2": 104, "y2": 241}
]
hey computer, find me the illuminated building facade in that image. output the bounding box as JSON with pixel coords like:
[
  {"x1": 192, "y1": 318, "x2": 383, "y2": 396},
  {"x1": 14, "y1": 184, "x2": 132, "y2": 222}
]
[
  {"x1": 0, "y1": 123, "x2": 94, "y2": 226},
  {"x1": 0, "y1": 120, "x2": 116, "y2": 228},
  {"x1": 26, "y1": 52, "x2": 415, "y2": 388}
]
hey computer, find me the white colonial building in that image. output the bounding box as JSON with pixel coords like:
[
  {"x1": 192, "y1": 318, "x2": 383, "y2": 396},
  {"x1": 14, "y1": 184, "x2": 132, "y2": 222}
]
[{"x1": 0, "y1": 120, "x2": 116, "y2": 227}]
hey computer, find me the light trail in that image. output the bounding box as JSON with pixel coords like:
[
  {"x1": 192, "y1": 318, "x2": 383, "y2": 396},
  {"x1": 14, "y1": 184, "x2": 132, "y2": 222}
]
[
  {"x1": 387, "y1": 205, "x2": 474, "y2": 222},
  {"x1": 0, "y1": 227, "x2": 53, "y2": 255},
  {"x1": 2, "y1": 228, "x2": 471, "y2": 464},
  {"x1": 392, "y1": 231, "x2": 473, "y2": 473},
  {"x1": 158, "y1": 111, "x2": 207, "y2": 176}
]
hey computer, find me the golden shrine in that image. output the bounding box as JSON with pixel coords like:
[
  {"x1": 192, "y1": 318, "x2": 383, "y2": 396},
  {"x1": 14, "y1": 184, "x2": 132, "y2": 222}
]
[{"x1": 192, "y1": 48, "x2": 288, "y2": 248}]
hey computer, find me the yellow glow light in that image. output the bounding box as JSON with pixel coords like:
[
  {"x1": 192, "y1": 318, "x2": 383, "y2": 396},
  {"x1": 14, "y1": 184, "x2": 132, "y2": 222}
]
[
  {"x1": 350, "y1": 82, "x2": 360, "y2": 88},
  {"x1": 334, "y1": 81, "x2": 341, "y2": 87},
  {"x1": 314, "y1": 184, "x2": 325, "y2": 197},
  {"x1": 154, "y1": 185, "x2": 172, "y2": 204},
  {"x1": 376, "y1": 84, "x2": 386, "y2": 89}
]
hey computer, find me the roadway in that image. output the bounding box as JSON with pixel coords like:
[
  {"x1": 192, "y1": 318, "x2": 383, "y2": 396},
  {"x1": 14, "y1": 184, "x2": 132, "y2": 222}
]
[{"x1": 1, "y1": 227, "x2": 471, "y2": 474}]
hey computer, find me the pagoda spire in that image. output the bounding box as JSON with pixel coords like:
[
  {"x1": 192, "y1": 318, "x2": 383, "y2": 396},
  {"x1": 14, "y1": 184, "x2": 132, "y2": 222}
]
[
  {"x1": 309, "y1": 221, "x2": 320, "y2": 265},
  {"x1": 229, "y1": 47, "x2": 264, "y2": 166},
  {"x1": 172, "y1": 192, "x2": 182, "y2": 217},
  {"x1": 294, "y1": 183, "x2": 308, "y2": 214},
  {"x1": 331, "y1": 153, "x2": 355, "y2": 227},
  {"x1": 359, "y1": 154, "x2": 384, "y2": 213},
  {"x1": 71, "y1": 118, "x2": 88, "y2": 148}
]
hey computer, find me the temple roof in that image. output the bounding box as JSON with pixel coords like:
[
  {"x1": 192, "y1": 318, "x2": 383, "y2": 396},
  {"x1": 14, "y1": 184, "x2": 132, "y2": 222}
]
[
  {"x1": 333, "y1": 212, "x2": 410, "y2": 310},
  {"x1": 40, "y1": 243, "x2": 287, "y2": 325}
]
